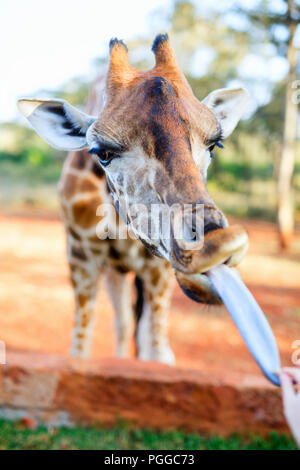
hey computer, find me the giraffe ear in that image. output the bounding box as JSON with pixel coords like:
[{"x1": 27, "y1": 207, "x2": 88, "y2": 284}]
[
  {"x1": 17, "y1": 98, "x2": 97, "y2": 151},
  {"x1": 202, "y1": 88, "x2": 249, "y2": 138}
]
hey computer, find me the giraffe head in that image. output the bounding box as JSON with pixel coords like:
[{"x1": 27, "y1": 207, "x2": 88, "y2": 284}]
[{"x1": 18, "y1": 34, "x2": 249, "y2": 304}]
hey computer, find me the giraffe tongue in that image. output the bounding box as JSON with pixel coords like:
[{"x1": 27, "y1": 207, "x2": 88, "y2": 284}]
[{"x1": 207, "y1": 264, "x2": 281, "y2": 386}]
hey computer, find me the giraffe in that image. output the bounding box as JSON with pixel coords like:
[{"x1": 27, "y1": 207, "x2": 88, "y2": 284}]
[
  {"x1": 57, "y1": 72, "x2": 177, "y2": 363},
  {"x1": 18, "y1": 34, "x2": 249, "y2": 365}
]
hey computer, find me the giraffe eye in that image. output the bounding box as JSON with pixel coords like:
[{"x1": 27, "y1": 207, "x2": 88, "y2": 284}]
[
  {"x1": 208, "y1": 144, "x2": 215, "y2": 159},
  {"x1": 88, "y1": 148, "x2": 119, "y2": 167}
]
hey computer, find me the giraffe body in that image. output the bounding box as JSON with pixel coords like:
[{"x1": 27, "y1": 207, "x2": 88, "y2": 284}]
[{"x1": 59, "y1": 75, "x2": 174, "y2": 362}]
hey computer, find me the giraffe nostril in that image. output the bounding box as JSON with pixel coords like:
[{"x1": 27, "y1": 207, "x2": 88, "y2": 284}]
[{"x1": 204, "y1": 222, "x2": 220, "y2": 236}]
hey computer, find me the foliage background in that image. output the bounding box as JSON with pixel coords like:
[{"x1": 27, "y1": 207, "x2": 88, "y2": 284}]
[{"x1": 0, "y1": 0, "x2": 299, "y2": 223}]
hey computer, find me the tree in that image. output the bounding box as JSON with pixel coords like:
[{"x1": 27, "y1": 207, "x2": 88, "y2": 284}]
[
  {"x1": 231, "y1": 0, "x2": 299, "y2": 247},
  {"x1": 277, "y1": 0, "x2": 299, "y2": 248}
]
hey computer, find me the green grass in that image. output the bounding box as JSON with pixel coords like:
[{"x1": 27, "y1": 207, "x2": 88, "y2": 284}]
[{"x1": 0, "y1": 420, "x2": 296, "y2": 450}]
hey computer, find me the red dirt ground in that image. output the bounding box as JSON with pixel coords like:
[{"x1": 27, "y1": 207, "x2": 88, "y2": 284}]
[{"x1": 0, "y1": 213, "x2": 299, "y2": 382}]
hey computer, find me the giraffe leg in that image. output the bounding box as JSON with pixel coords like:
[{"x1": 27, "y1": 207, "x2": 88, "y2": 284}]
[
  {"x1": 69, "y1": 260, "x2": 101, "y2": 358},
  {"x1": 105, "y1": 267, "x2": 134, "y2": 358},
  {"x1": 136, "y1": 266, "x2": 175, "y2": 365}
]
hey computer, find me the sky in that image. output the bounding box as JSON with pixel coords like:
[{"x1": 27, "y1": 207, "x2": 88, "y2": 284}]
[
  {"x1": 0, "y1": 0, "x2": 298, "y2": 124},
  {"x1": 0, "y1": 0, "x2": 171, "y2": 122}
]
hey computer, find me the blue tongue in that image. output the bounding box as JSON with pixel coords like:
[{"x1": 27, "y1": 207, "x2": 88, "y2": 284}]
[{"x1": 208, "y1": 264, "x2": 281, "y2": 386}]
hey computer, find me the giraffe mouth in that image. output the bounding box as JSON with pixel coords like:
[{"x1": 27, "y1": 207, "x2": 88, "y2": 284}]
[
  {"x1": 172, "y1": 224, "x2": 249, "y2": 304},
  {"x1": 175, "y1": 270, "x2": 223, "y2": 304}
]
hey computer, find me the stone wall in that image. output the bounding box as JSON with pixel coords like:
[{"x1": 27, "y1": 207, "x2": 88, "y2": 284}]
[{"x1": 0, "y1": 350, "x2": 289, "y2": 436}]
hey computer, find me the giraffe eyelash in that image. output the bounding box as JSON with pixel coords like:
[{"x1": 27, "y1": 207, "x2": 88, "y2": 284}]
[{"x1": 208, "y1": 140, "x2": 224, "y2": 159}]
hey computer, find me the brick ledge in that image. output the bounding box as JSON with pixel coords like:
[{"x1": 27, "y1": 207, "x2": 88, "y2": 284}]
[{"x1": 0, "y1": 350, "x2": 289, "y2": 436}]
